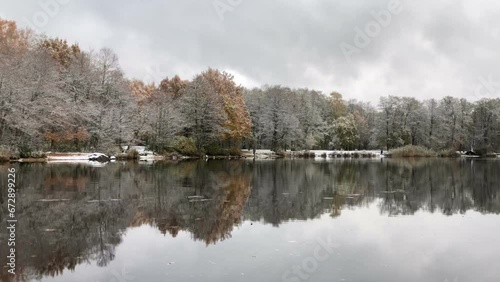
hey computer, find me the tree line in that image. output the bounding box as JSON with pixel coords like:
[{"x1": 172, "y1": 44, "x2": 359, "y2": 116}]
[{"x1": 1, "y1": 18, "x2": 500, "y2": 155}]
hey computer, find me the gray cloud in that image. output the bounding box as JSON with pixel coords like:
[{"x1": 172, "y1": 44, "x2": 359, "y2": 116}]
[{"x1": 2, "y1": 0, "x2": 500, "y2": 104}]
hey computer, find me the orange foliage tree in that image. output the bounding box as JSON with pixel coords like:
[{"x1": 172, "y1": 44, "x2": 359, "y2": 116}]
[
  {"x1": 201, "y1": 68, "x2": 251, "y2": 141},
  {"x1": 159, "y1": 75, "x2": 188, "y2": 98},
  {"x1": 0, "y1": 18, "x2": 31, "y2": 56},
  {"x1": 44, "y1": 128, "x2": 90, "y2": 150},
  {"x1": 129, "y1": 80, "x2": 156, "y2": 103},
  {"x1": 39, "y1": 37, "x2": 81, "y2": 68}
]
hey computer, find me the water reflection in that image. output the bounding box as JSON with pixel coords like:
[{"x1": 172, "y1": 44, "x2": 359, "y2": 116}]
[{"x1": 0, "y1": 159, "x2": 499, "y2": 281}]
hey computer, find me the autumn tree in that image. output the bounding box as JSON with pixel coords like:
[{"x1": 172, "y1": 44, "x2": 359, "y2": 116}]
[
  {"x1": 262, "y1": 86, "x2": 301, "y2": 151},
  {"x1": 329, "y1": 92, "x2": 347, "y2": 121},
  {"x1": 400, "y1": 97, "x2": 426, "y2": 146},
  {"x1": 376, "y1": 96, "x2": 400, "y2": 149},
  {"x1": 296, "y1": 89, "x2": 326, "y2": 149},
  {"x1": 39, "y1": 37, "x2": 81, "y2": 68},
  {"x1": 159, "y1": 75, "x2": 188, "y2": 98},
  {"x1": 86, "y1": 48, "x2": 136, "y2": 149},
  {"x1": 471, "y1": 99, "x2": 500, "y2": 153},
  {"x1": 0, "y1": 19, "x2": 32, "y2": 144},
  {"x1": 424, "y1": 99, "x2": 438, "y2": 149},
  {"x1": 141, "y1": 84, "x2": 184, "y2": 152},
  {"x1": 180, "y1": 74, "x2": 228, "y2": 155},
  {"x1": 457, "y1": 98, "x2": 473, "y2": 151},
  {"x1": 332, "y1": 114, "x2": 359, "y2": 150},
  {"x1": 201, "y1": 68, "x2": 251, "y2": 142},
  {"x1": 0, "y1": 18, "x2": 31, "y2": 56},
  {"x1": 244, "y1": 88, "x2": 266, "y2": 153},
  {"x1": 347, "y1": 101, "x2": 375, "y2": 149},
  {"x1": 130, "y1": 80, "x2": 156, "y2": 103}
]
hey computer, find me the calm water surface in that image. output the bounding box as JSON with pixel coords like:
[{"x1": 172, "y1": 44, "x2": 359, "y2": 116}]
[{"x1": 1, "y1": 159, "x2": 499, "y2": 282}]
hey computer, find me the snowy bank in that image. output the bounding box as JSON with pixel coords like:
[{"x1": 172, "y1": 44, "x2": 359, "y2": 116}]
[
  {"x1": 289, "y1": 150, "x2": 383, "y2": 159},
  {"x1": 240, "y1": 149, "x2": 383, "y2": 159}
]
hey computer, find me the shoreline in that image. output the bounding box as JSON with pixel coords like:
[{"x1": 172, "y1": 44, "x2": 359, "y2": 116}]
[{"x1": 2, "y1": 150, "x2": 499, "y2": 164}]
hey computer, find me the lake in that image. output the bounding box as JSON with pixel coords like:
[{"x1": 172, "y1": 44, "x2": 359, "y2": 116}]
[{"x1": 1, "y1": 159, "x2": 499, "y2": 282}]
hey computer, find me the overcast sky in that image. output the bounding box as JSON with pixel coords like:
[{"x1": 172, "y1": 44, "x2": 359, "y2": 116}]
[{"x1": 1, "y1": 0, "x2": 499, "y2": 104}]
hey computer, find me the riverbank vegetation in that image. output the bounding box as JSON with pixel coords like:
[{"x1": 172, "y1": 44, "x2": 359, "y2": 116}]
[
  {"x1": 1, "y1": 18, "x2": 500, "y2": 158},
  {"x1": 387, "y1": 145, "x2": 436, "y2": 158}
]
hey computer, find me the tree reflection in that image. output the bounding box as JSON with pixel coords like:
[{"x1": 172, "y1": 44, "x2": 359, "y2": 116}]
[{"x1": 0, "y1": 158, "x2": 499, "y2": 280}]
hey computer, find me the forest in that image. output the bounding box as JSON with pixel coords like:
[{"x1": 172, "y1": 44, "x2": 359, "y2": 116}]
[{"x1": 1, "y1": 18, "x2": 500, "y2": 157}]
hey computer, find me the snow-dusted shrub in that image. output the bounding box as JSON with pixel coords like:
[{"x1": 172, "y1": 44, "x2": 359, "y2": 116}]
[
  {"x1": 173, "y1": 136, "x2": 198, "y2": 156},
  {"x1": 0, "y1": 146, "x2": 15, "y2": 162}
]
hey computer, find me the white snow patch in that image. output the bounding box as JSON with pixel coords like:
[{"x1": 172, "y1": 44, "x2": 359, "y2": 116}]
[
  {"x1": 47, "y1": 153, "x2": 95, "y2": 161},
  {"x1": 308, "y1": 150, "x2": 383, "y2": 159}
]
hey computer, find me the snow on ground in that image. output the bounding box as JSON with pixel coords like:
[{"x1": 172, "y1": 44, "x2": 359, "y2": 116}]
[
  {"x1": 139, "y1": 155, "x2": 164, "y2": 161},
  {"x1": 241, "y1": 149, "x2": 278, "y2": 159},
  {"x1": 47, "y1": 147, "x2": 161, "y2": 164},
  {"x1": 47, "y1": 153, "x2": 96, "y2": 160},
  {"x1": 45, "y1": 158, "x2": 110, "y2": 167},
  {"x1": 122, "y1": 145, "x2": 145, "y2": 153},
  {"x1": 241, "y1": 149, "x2": 384, "y2": 159},
  {"x1": 121, "y1": 146, "x2": 155, "y2": 155},
  {"x1": 46, "y1": 153, "x2": 110, "y2": 166},
  {"x1": 308, "y1": 150, "x2": 383, "y2": 158}
]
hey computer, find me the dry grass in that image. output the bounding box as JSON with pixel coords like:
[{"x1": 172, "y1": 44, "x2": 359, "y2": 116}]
[
  {"x1": 437, "y1": 149, "x2": 461, "y2": 158},
  {"x1": 388, "y1": 145, "x2": 436, "y2": 158}
]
